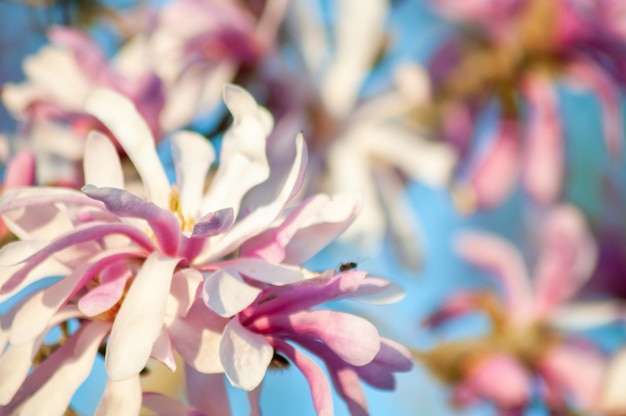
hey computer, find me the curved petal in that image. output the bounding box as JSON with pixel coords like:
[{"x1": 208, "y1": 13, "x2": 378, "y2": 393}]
[
  {"x1": 172, "y1": 131, "x2": 215, "y2": 219},
  {"x1": 567, "y1": 60, "x2": 624, "y2": 158},
  {"x1": 201, "y1": 85, "x2": 272, "y2": 217},
  {"x1": 1, "y1": 223, "x2": 155, "y2": 294},
  {"x1": 84, "y1": 131, "x2": 125, "y2": 189},
  {"x1": 208, "y1": 258, "x2": 309, "y2": 285},
  {"x1": 350, "y1": 276, "x2": 406, "y2": 304},
  {"x1": 3, "y1": 150, "x2": 35, "y2": 189},
  {"x1": 82, "y1": 185, "x2": 180, "y2": 255},
  {"x1": 533, "y1": 205, "x2": 597, "y2": 318},
  {"x1": 191, "y1": 208, "x2": 234, "y2": 238},
  {"x1": 84, "y1": 88, "x2": 170, "y2": 207},
  {"x1": 521, "y1": 76, "x2": 563, "y2": 205},
  {"x1": 464, "y1": 354, "x2": 531, "y2": 408},
  {"x1": 458, "y1": 119, "x2": 521, "y2": 211},
  {"x1": 106, "y1": 252, "x2": 180, "y2": 380},
  {"x1": 269, "y1": 338, "x2": 333, "y2": 416},
  {"x1": 251, "y1": 310, "x2": 380, "y2": 367},
  {"x1": 167, "y1": 300, "x2": 228, "y2": 374},
  {"x1": 202, "y1": 268, "x2": 262, "y2": 317},
  {"x1": 219, "y1": 318, "x2": 273, "y2": 391},
  {"x1": 4, "y1": 321, "x2": 109, "y2": 415},
  {"x1": 185, "y1": 366, "x2": 232, "y2": 416},
  {"x1": 96, "y1": 376, "x2": 142, "y2": 416},
  {"x1": 539, "y1": 342, "x2": 607, "y2": 409},
  {"x1": 455, "y1": 231, "x2": 533, "y2": 322},
  {"x1": 200, "y1": 134, "x2": 308, "y2": 261}
]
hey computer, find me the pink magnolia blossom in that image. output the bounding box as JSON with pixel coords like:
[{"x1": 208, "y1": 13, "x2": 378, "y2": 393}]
[
  {"x1": 428, "y1": 0, "x2": 626, "y2": 210},
  {"x1": 420, "y1": 204, "x2": 607, "y2": 412},
  {"x1": 265, "y1": 0, "x2": 457, "y2": 269},
  {"x1": 215, "y1": 268, "x2": 411, "y2": 415},
  {"x1": 0, "y1": 84, "x2": 363, "y2": 412},
  {"x1": 116, "y1": 0, "x2": 287, "y2": 132}
]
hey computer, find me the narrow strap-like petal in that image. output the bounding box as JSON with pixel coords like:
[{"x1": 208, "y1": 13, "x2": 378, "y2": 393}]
[
  {"x1": 219, "y1": 317, "x2": 273, "y2": 391},
  {"x1": 85, "y1": 88, "x2": 171, "y2": 207},
  {"x1": 84, "y1": 131, "x2": 125, "y2": 189},
  {"x1": 106, "y1": 252, "x2": 180, "y2": 380},
  {"x1": 172, "y1": 130, "x2": 215, "y2": 219},
  {"x1": 455, "y1": 231, "x2": 533, "y2": 323},
  {"x1": 82, "y1": 185, "x2": 181, "y2": 255}
]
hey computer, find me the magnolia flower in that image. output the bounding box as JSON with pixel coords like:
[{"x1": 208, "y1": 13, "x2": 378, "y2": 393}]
[
  {"x1": 0, "y1": 85, "x2": 362, "y2": 412},
  {"x1": 116, "y1": 0, "x2": 288, "y2": 133},
  {"x1": 267, "y1": 0, "x2": 456, "y2": 269},
  {"x1": 427, "y1": 0, "x2": 626, "y2": 210},
  {"x1": 215, "y1": 268, "x2": 411, "y2": 415},
  {"x1": 140, "y1": 268, "x2": 412, "y2": 416},
  {"x1": 418, "y1": 204, "x2": 607, "y2": 412}
]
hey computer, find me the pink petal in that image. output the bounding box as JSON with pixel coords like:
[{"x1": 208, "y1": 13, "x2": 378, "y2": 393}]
[
  {"x1": 78, "y1": 262, "x2": 133, "y2": 317},
  {"x1": 172, "y1": 131, "x2": 215, "y2": 219},
  {"x1": 455, "y1": 232, "x2": 533, "y2": 322},
  {"x1": 538, "y1": 342, "x2": 607, "y2": 409},
  {"x1": 84, "y1": 131, "x2": 125, "y2": 189},
  {"x1": 239, "y1": 194, "x2": 332, "y2": 263},
  {"x1": 219, "y1": 318, "x2": 273, "y2": 390},
  {"x1": 354, "y1": 338, "x2": 413, "y2": 390},
  {"x1": 269, "y1": 338, "x2": 333, "y2": 416},
  {"x1": 106, "y1": 253, "x2": 180, "y2": 380},
  {"x1": 3, "y1": 150, "x2": 35, "y2": 189},
  {"x1": 252, "y1": 310, "x2": 380, "y2": 366},
  {"x1": 4, "y1": 321, "x2": 109, "y2": 415},
  {"x1": 242, "y1": 193, "x2": 360, "y2": 266},
  {"x1": 191, "y1": 208, "x2": 234, "y2": 238},
  {"x1": 533, "y1": 205, "x2": 597, "y2": 318},
  {"x1": 462, "y1": 119, "x2": 521, "y2": 210},
  {"x1": 185, "y1": 366, "x2": 232, "y2": 416},
  {"x1": 166, "y1": 268, "x2": 203, "y2": 318},
  {"x1": 12, "y1": 248, "x2": 142, "y2": 344},
  {"x1": 521, "y1": 76, "x2": 563, "y2": 205},
  {"x1": 151, "y1": 330, "x2": 177, "y2": 371},
  {"x1": 95, "y1": 376, "x2": 142, "y2": 416},
  {"x1": 84, "y1": 88, "x2": 171, "y2": 207},
  {"x1": 199, "y1": 133, "x2": 307, "y2": 261},
  {"x1": 82, "y1": 185, "x2": 181, "y2": 255},
  {"x1": 464, "y1": 354, "x2": 530, "y2": 408},
  {"x1": 243, "y1": 270, "x2": 366, "y2": 320},
  {"x1": 202, "y1": 268, "x2": 262, "y2": 317},
  {"x1": 1, "y1": 223, "x2": 155, "y2": 294},
  {"x1": 167, "y1": 300, "x2": 228, "y2": 373},
  {"x1": 567, "y1": 60, "x2": 624, "y2": 158}
]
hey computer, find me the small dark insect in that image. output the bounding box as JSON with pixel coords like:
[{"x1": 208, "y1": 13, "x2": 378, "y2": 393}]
[
  {"x1": 268, "y1": 351, "x2": 290, "y2": 371},
  {"x1": 338, "y1": 261, "x2": 358, "y2": 272}
]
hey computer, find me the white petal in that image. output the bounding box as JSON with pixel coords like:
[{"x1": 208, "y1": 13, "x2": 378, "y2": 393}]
[
  {"x1": 95, "y1": 376, "x2": 142, "y2": 416},
  {"x1": 199, "y1": 134, "x2": 307, "y2": 261},
  {"x1": 84, "y1": 131, "x2": 125, "y2": 189},
  {"x1": 0, "y1": 341, "x2": 36, "y2": 405},
  {"x1": 106, "y1": 253, "x2": 180, "y2": 380},
  {"x1": 18, "y1": 321, "x2": 109, "y2": 416},
  {"x1": 172, "y1": 131, "x2": 215, "y2": 219},
  {"x1": 201, "y1": 85, "x2": 272, "y2": 217},
  {"x1": 220, "y1": 318, "x2": 273, "y2": 391},
  {"x1": 84, "y1": 88, "x2": 170, "y2": 207},
  {"x1": 203, "y1": 268, "x2": 262, "y2": 317}
]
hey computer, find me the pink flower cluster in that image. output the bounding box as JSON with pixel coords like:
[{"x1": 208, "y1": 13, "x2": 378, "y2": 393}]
[{"x1": 0, "y1": 84, "x2": 411, "y2": 414}]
